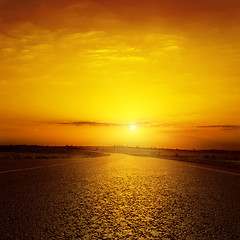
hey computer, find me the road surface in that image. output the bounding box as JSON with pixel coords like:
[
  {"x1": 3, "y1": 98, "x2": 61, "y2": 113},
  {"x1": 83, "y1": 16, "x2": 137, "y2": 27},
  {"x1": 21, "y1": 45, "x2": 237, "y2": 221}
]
[{"x1": 0, "y1": 153, "x2": 239, "y2": 239}]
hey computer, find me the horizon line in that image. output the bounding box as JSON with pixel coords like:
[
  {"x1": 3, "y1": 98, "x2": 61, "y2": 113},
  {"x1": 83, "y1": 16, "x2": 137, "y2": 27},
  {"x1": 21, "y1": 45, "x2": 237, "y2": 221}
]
[{"x1": 1, "y1": 144, "x2": 240, "y2": 152}]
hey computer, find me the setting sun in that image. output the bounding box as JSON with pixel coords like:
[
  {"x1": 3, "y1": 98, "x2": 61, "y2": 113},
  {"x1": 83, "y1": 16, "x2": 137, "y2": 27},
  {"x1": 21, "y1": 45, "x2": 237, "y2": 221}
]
[{"x1": 130, "y1": 125, "x2": 136, "y2": 130}]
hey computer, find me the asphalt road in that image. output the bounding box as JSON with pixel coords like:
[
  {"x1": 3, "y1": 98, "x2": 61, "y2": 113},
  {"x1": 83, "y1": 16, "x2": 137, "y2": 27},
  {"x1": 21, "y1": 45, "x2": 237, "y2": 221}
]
[{"x1": 0, "y1": 153, "x2": 239, "y2": 239}]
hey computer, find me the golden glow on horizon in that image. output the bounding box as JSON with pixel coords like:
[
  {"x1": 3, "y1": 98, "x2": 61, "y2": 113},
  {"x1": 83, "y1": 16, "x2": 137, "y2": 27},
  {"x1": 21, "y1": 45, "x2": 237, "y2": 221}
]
[{"x1": 0, "y1": 0, "x2": 240, "y2": 150}]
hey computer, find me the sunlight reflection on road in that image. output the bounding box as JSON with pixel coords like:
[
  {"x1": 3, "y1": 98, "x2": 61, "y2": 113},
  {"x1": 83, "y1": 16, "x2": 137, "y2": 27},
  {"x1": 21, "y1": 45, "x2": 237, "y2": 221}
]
[{"x1": 51, "y1": 154, "x2": 239, "y2": 239}]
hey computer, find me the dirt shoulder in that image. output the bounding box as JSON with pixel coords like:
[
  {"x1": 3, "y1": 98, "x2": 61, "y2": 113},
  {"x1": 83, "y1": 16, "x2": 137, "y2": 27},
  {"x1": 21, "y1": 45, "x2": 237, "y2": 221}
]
[{"x1": 0, "y1": 145, "x2": 109, "y2": 160}]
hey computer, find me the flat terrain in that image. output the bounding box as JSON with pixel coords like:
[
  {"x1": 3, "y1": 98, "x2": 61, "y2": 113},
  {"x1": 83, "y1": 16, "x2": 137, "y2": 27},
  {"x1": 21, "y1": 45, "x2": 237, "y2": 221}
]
[
  {"x1": 1, "y1": 145, "x2": 240, "y2": 173},
  {"x1": 99, "y1": 146, "x2": 240, "y2": 174},
  {"x1": 0, "y1": 151, "x2": 239, "y2": 239}
]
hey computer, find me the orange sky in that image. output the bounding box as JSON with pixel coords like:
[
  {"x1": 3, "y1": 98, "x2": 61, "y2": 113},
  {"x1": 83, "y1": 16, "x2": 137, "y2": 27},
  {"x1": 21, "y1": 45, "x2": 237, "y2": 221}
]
[{"x1": 1, "y1": 0, "x2": 240, "y2": 149}]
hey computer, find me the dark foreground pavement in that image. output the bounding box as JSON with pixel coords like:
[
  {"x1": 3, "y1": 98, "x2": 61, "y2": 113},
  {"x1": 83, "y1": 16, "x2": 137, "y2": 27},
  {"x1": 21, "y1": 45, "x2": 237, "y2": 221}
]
[{"x1": 0, "y1": 153, "x2": 239, "y2": 239}]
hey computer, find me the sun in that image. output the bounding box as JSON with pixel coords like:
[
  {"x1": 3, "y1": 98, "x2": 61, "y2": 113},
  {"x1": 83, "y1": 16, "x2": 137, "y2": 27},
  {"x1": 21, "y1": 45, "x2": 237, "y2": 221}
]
[{"x1": 130, "y1": 125, "x2": 135, "y2": 130}]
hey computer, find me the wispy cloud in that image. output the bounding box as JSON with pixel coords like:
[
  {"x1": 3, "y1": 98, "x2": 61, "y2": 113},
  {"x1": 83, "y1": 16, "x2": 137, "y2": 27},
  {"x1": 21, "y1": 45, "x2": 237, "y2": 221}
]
[
  {"x1": 195, "y1": 125, "x2": 240, "y2": 130},
  {"x1": 58, "y1": 121, "x2": 149, "y2": 127},
  {"x1": 57, "y1": 121, "x2": 182, "y2": 128}
]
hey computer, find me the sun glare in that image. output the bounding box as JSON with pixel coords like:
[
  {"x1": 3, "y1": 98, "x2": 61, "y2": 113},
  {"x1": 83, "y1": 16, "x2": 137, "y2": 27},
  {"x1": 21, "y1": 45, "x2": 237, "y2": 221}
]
[{"x1": 130, "y1": 125, "x2": 136, "y2": 130}]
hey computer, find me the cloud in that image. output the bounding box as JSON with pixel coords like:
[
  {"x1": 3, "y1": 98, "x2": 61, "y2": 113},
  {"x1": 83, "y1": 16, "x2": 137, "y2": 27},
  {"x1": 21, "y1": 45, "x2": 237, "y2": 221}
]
[
  {"x1": 1, "y1": 0, "x2": 239, "y2": 30},
  {"x1": 58, "y1": 121, "x2": 149, "y2": 127},
  {"x1": 57, "y1": 121, "x2": 183, "y2": 129},
  {"x1": 60, "y1": 121, "x2": 126, "y2": 127},
  {"x1": 195, "y1": 125, "x2": 240, "y2": 130}
]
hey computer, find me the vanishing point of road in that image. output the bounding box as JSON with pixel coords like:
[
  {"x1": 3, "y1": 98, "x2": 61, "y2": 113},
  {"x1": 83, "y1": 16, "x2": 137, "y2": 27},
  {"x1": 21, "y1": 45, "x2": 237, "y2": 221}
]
[{"x1": 0, "y1": 153, "x2": 239, "y2": 239}]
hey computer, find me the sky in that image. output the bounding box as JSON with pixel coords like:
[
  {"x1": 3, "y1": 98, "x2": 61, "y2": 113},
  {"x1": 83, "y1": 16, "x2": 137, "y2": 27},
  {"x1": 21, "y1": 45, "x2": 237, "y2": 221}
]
[{"x1": 0, "y1": 0, "x2": 240, "y2": 150}]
